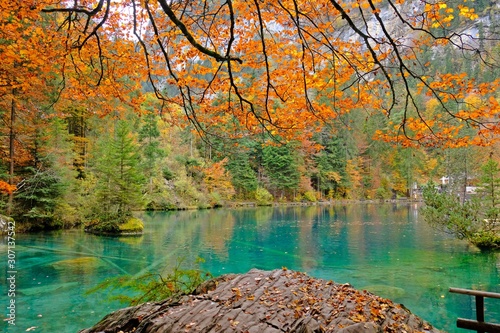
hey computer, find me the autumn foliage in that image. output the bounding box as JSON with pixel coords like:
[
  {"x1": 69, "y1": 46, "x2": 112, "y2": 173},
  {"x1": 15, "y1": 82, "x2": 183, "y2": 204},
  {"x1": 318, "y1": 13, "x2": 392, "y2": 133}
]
[
  {"x1": 31, "y1": 0, "x2": 498, "y2": 146},
  {"x1": 0, "y1": 1, "x2": 497, "y2": 146},
  {"x1": 1, "y1": 0, "x2": 500, "y2": 225},
  {"x1": 0, "y1": 181, "x2": 16, "y2": 195}
]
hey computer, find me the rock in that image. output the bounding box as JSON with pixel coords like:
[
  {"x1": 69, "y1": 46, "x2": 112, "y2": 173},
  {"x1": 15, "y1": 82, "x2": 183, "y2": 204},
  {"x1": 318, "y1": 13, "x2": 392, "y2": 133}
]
[{"x1": 79, "y1": 269, "x2": 443, "y2": 333}]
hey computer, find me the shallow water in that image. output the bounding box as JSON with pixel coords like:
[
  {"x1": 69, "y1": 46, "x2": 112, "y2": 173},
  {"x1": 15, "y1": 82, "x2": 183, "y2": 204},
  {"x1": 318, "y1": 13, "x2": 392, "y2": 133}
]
[{"x1": 1, "y1": 203, "x2": 499, "y2": 332}]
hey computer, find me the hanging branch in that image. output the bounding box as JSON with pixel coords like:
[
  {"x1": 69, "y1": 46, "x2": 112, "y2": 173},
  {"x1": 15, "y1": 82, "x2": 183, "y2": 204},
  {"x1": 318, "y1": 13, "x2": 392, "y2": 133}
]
[{"x1": 40, "y1": 0, "x2": 500, "y2": 146}]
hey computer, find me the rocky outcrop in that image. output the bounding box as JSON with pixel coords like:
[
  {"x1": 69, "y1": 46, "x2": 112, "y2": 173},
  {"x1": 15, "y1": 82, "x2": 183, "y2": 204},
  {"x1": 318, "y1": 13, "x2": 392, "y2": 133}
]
[{"x1": 79, "y1": 269, "x2": 442, "y2": 333}]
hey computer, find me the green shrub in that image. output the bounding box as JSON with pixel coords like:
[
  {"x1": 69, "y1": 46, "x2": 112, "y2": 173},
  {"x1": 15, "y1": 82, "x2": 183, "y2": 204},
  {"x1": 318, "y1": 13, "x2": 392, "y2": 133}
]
[
  {"x1": 162, "y1": 168, "x2": 175, "y2": 181},
  {"x1": 255, "y1": 187, "x2": 273, "y2": 206},
  {"x1": 303, "y1": 191, "x2": 317, "y2": 202},
  {"x1": 470, "y1": 231, "x2": 500, "y2": 249},
  {"x1": 118, "y1": 217, "x2": 144, "y2": 234},
  {"x1": 375, "y1": 187, "x2": 391, "y2": 200}
]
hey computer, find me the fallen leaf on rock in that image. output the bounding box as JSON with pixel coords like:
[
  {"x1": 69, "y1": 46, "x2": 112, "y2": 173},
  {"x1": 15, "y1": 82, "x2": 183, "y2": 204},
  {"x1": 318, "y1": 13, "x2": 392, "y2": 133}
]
[{"x1": 185, "y1": 322, "x2": 196, "y2": 329}]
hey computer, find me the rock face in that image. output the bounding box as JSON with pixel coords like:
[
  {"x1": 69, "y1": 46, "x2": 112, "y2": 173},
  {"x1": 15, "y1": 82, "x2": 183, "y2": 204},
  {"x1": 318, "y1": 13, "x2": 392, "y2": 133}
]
[{"x1": 79, "y1": 269, "x2": 442, "y2": 333}]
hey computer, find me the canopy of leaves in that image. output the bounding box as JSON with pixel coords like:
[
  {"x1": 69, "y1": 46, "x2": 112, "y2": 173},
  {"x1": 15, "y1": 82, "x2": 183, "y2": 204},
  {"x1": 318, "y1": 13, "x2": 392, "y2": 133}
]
[{"x1": 36, "y1": 0, "x2": 500, "y2": 147}]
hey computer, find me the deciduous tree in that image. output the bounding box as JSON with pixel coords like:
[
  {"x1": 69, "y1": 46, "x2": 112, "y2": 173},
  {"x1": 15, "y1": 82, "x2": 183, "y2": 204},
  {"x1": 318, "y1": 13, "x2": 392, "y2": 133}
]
[
  {"x1": 40, "y1": 0, "x2": 500, "y2": 147},
  {"x1": 202, "y1": 158, "x2": 236, "y2": 205}
]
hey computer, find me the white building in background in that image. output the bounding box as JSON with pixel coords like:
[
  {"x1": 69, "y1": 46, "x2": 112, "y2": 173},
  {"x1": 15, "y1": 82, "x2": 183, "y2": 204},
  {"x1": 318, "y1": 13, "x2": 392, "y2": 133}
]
[{"x1": 466, "y1": 186, "x2": 478, "y2": 194}]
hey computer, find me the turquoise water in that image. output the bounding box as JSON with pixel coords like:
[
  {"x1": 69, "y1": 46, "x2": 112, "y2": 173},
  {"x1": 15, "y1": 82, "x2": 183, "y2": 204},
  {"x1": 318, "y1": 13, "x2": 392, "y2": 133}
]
[{"x1": 1, "y1": 203, "x2": 499, "y2": 332}]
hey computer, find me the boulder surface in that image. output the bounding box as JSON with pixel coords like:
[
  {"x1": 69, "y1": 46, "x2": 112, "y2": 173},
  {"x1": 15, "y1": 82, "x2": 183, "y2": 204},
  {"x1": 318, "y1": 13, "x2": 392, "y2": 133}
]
[{"x1": 79, "y1": 268, "x2": 442, "y2": 333}]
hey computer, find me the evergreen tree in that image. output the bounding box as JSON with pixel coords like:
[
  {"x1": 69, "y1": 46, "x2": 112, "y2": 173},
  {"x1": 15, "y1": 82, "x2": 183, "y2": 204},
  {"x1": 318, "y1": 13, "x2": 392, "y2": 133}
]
[
  {"x1": 441, "y1": 146, "x2": 482, "y2": 200},
  {"x1": 391, "y1": 147, "x2": 428, "y2": 197},
  {"x1": 261, "y1": 144, "x2": 300, "y2": 198},
  {"x1": 12, "y1": 118, "x2": 76, "y2": 230},
  {"x1": 91, "y1": 120, "x2": 145, "y2": 228},
  {"x1": 477, "y1": 158, "x2": 500, "y2": 222},
  {"x1": 313, "y1": 133, "x2": 348, "y2": 198},
  {"x1": 13, "y1": 166, "x2": 66, "y2": 230},
  {"x1": 138, "y1": 112, "x2": 165, "y2": 193},
  {"x1": 422, "y1": 158, "x2": 500, "y2": 249},
  {"x1": 66, "y1": 106, "x2": 90, "y2": 178},
  {"x1": 226, "y1": 152, "x2": 258, "y2": 197}
]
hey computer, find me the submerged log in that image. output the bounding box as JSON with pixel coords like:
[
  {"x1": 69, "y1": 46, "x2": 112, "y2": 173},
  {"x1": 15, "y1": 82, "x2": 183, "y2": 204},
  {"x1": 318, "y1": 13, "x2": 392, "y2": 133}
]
[{"x1": 79, "y1": 269, "x2": 442, "y2": 333}]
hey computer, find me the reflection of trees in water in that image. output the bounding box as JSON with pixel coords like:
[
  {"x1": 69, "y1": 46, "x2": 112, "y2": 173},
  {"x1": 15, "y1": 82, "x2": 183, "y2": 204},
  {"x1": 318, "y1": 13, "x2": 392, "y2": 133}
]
[
  {"x1": 142, "y1": 210, "x2": 236, "y2": 260},
  {"x1": 201, "y1": 210, "x2": 236, "y2": 258},
  {"x1": 140, "y1": 206, "x2": 500, "y2": 293},
  {"x1": 293, "y1": 206, "x2": 322, "y2": 270},
  {"x1": 20, "y1": 204, "x2": 500, "y2": 333},
  {"x1": 253, "y1": 207, "x2": 274, "y2": 227}
]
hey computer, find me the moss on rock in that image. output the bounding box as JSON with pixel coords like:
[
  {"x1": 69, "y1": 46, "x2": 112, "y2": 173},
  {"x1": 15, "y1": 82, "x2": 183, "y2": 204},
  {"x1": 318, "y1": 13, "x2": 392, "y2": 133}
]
[
  {"x1": 119, "y1": 217, "x2": 144, "y2": 234},
  {"x1": 85, "y1": 216, "x2": 144, "y2": 236}
]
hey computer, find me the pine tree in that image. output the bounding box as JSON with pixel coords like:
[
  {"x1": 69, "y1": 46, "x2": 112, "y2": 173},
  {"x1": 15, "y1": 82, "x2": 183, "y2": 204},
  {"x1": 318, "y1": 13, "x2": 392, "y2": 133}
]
[
  {"x1": 314, "y1": 134, "x2": 348, "y2": 198},
  {"x1": 14, "y1": 166, "x2": 66, "y2": 230},
  {"x1": 477, "y1": 158, "x2": 500, "y2": 222},
  {"x1": 12, "y1": 118, "x2": 76, "y2": 230},
  {"x1": 261, "y1": 144, "x2": 300, "y2": 198},
  {"x1": 91, "y1": 120, "x2": 145, "y2": 229},
  {"x1": 138, "y1": 112, "x2": 165, "y2": 194},
  {"x1": 226, "y1": 152, "x2": 258, "y2": 197}
]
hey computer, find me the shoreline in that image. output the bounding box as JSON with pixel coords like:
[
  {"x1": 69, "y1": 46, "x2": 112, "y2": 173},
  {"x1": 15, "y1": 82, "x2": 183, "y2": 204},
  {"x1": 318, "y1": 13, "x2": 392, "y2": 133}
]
[{"x1": 3, "y1": 199, "x2": 424, "y2": 234}]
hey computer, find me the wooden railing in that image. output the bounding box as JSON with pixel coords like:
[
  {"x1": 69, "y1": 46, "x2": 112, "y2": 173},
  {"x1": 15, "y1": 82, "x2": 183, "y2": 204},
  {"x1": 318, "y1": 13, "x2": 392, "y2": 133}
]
[{"x1": 449, "y1": 287, "x2": 500, "y2": 333}]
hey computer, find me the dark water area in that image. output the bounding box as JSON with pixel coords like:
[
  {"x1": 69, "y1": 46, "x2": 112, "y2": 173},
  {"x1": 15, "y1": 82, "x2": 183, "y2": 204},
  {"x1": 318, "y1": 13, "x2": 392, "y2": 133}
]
[{"x1": 1, "y1": 203, "x2": 499, "y2": 332}]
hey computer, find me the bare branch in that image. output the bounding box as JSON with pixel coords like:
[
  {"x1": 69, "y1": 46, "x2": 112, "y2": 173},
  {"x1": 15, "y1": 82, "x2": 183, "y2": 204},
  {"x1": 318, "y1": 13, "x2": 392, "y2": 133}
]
[
  {"x1": 156, "y1": 0, "x2": 243, "y2": 64},
  {"x1": 42, "y1": 0, "x2": 106, "y2": 16}
]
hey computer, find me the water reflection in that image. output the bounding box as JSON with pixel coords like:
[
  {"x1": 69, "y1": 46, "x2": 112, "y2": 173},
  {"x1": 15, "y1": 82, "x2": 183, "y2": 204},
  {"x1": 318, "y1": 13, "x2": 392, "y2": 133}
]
[{"x1": 0, "y1": 203, "x2": 499, "y2": 333}]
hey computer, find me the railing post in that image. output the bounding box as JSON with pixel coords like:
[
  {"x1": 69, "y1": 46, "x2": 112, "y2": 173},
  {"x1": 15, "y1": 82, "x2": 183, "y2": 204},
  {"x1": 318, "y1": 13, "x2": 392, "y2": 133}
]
[
  {"x1": 475, "y1": 295, "x2": 484, "y2": 333},
  {"x1": 449, "y1": 288, "x2": 500, "y2": 333}
]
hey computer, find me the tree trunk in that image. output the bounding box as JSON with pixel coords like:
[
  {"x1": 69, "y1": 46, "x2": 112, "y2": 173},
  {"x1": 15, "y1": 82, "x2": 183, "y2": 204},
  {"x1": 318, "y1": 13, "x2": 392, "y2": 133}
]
[{"x1": 7, "y1": 96, "x2": 15, "y2": 215}]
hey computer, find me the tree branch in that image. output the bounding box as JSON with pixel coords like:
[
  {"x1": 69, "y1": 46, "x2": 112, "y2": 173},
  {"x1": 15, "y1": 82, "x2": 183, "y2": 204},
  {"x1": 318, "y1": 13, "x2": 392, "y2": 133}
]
[{"x1": 156, "y1": 0, "x2": 243, "y2": 64}]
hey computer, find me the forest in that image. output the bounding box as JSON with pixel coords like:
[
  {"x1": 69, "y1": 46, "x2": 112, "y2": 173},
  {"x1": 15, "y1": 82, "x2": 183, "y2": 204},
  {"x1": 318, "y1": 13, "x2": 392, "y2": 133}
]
[{"x1": 1, "y1": 0, "x2": 500, "y2": 233}]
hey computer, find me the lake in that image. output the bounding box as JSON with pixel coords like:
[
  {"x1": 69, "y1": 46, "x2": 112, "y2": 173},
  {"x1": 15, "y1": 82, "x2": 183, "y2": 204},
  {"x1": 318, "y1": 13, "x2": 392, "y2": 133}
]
[{"x1": 1, "y1": 203, "x2": 499, "y2": 332}]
